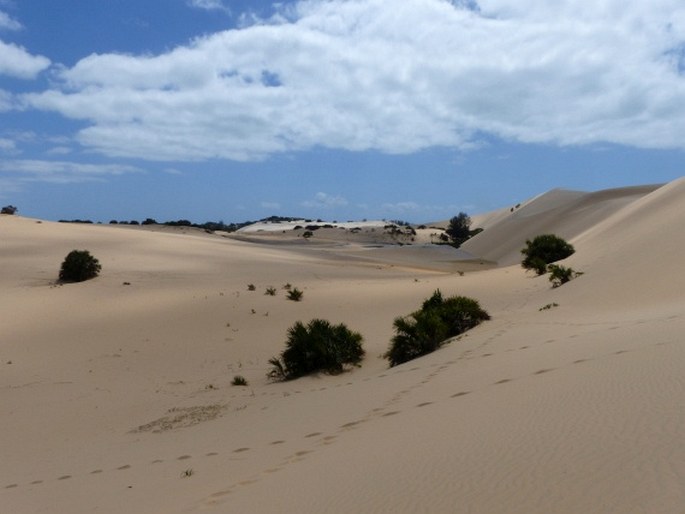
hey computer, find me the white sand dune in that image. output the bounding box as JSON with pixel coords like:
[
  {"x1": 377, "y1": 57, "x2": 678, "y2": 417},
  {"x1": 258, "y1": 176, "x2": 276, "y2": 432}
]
[{"x1": 2, "y1": 178, "x2": 685, "y2": 513}]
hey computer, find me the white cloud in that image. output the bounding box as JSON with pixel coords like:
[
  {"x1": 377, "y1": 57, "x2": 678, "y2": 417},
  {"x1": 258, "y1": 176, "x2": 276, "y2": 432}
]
[
  {"x1": 261, "y1": 201, "x2": 281, "y2": 210},
  {"x1": 0, "y1": 137, "x2": 16, "y2": 153},
  {"x1": 302, "y1": 192, "x2": 348, "y2": 209},
  {"x1": 20, "y1": 0, "x2": 685, "y2": 161},
  {"x1": 187, "y1": 0, "x2": 230, "y2": 14},
  {"x1": 0, "y1": 10, "x2": 21, "y2": 31},
  {"x1": 0, "y1": 159, "x2": 142, "y2": 185},
  {"x1": 0, "y1": 39, "x2": 50, "y2": 78},
  {"x1": 46, "y1": 146, "x2": 72, "y2": 155}
]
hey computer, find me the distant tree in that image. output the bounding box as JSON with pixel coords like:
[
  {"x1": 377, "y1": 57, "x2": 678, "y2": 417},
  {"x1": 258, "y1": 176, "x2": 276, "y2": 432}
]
[
  {"x1": 445, "y1": 212, "x2": 472, "y2": 247},
  {"x1": 142, "y1": 218, "x2": 157, "y2": 225},
  {"x1": 1, "y1": 205, "x2": 17, "y2": 215},
  {"x1": 521, "y1": 234, "x2": 575, "y2": 275}
]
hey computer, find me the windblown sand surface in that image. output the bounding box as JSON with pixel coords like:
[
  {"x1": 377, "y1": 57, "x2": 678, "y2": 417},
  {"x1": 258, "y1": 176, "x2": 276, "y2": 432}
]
[{"x1": 2, "y1": 179, "x2": 685, "y2": 513}]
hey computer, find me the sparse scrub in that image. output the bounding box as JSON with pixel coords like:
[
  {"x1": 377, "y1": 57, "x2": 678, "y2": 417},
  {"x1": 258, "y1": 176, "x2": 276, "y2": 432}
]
[
  {"x1": 286, "y1": 287, "x2": 303, "y2": 301},
  {"x1": 521, "y1": 234, "x2": 575, "y2": 275},
  {"x1": 59, "y1": 250, "x2": 101, "y2": 283},
  {"x1": 539, "y1": 302, "x2": 560, "y2": 311},
  {"x1": 268, "y1": 319, "x2": 364, "y2": 380},
  {"x1": 1, "y1": 205, "x2": 17, "y2": 215},
  {"x1": 265, "y1": 286, "x2": 277, "y2": 296},
  {"x1": 385, "y1": 290, "x2": 490, "y2": 367},
  {"x1": 548, "y1": 264, "x2": 582, "y2": 288},
  {"x1": 247, "y1": 283, "x2": 256, "y2": 291},
  {"x1": 231, "y1": 375, "x2": 248, "y2": 386}
]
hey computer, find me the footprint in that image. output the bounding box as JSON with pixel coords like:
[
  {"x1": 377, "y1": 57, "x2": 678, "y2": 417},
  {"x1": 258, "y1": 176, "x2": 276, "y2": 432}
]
[
  {"x1": 340, "y1": 420, "x2": 362, "y2": 429},
  {"x1": 494, "y1": 378, "x2": 512, "y2": 385},
  {"x1": 177, "y1": 455, "x2": 192, "y2": 461},
  {"x1": 481, "y1": 353, "x2": 493, "y2": 358},
  {"x1": 451, "y1": 391, "x2": 471, "y2": 398},
  {"x1": 304, "y1": 432, "x2": 322, "y2": 438},
  {"x1": 382, "y1": 411, "x2": 400, "y2": 417},
  {"x1": 210, "y1": 489, "x2": 233, "y2": 498},
  {"x1": 322, "y1": 435, "x2": 337, "y2": 442},
  {"x1": 5, "y1": 484, "x2": 18, "y2": 489},
  {"x1": 117, "y1": 464, "x2": 132, "y2": 470},
  {"x1": 151, "y1": 459, "x2": 164, "y2": 464},
  {"x1": 233, "y1": 447, "x2": 250, "y2": 453},
  {"x1": 206, "y1": 452, "x2": 219, "y2": 457},
  {"x1": 614, "y1": 350, "x2": 628, "y2": 355},
  {"x1": 294, "y1": 450, "x2": 312, "y2": 457},
  {"x1": 573, "y1": 359, "x2": 588, "y2": 364},
  {"x1": 416, "y1": 402, "x2": 433, "y2": 408},
  {"x1": 58, "y1": 475, "x2": 72, "y2": 481},
  {"x1": 534, "y1": 369, "x2": 554, "y2": 375}
]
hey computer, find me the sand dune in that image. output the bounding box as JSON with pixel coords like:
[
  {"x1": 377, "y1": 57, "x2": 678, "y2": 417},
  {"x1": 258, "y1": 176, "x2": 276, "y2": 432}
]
[{"x1": 2, "y1": 179, "x2": 685, "y2": 513}]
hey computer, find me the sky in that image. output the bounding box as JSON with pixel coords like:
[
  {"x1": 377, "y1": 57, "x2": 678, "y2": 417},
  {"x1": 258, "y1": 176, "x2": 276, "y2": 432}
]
[{"x1": 1, "y1": 0, "x2": 684, "y2": 224}]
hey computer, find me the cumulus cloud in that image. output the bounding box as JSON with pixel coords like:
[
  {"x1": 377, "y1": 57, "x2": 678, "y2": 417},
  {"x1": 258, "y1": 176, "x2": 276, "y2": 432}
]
[
  {"x1": 0, "y1": 39, "x2": 50, "y2": 78},
  {"x1": 20, "y1": 0, "x2": 685, "y2": 161},
  {"x1": 302, "y1": 192, "x2": 348, "y2": 209}
]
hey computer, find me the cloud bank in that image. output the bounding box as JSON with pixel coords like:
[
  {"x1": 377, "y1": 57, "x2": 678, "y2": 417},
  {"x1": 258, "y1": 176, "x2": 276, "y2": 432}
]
[{"x1": 21, "y1": 0, "x2": 685, "y2": 162}]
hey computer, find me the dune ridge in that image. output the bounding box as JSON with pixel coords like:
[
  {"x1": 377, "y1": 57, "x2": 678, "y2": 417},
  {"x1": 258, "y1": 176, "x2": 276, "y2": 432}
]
[{"x1": 2, "y1": 178, "x2": 685, "y2": 513}]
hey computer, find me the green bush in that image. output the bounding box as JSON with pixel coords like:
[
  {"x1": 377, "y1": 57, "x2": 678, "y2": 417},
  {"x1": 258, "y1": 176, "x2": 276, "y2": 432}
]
[
  {"x1": 59, "y1": 250, "x2": 101, "y2": 282},
  {"x1": 548, "y1": 264, "x2": 582, "y2": 288},
  {"x1": 286, "y1": 287, "x2": 303, "y2": 301},
  {"x1": 385, "y1": 290, "x2": 490, "y2": 367},
  {"x1": 231, "y1": 375, "x2": 248, "y2": 386},
  {"x1": 521, "y1": 234, "x2": 575, "y2": 275},
  {"x1": 268, "y1": 319, "x2": 364, "y2": 380},
  {"x1": 265, "y1": 286, "x2": 277, "y2": 296}
]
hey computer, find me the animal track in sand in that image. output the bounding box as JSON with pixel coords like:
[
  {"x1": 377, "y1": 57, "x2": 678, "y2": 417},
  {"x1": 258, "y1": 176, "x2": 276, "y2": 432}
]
[
  {"x1": 534, "y1": 368, "x2": 554, "y2": 375},
  {"x1": 176, "y1": 455, "x2": 192, "y2": 461},
  {"x1": 232, "y1": 447, "x2": 250, "y2": 453},
  {"x1": 304, "y1": 432, "x2": 322, "y2": 438},
  {"x1": 416, "y1": 402, "x2": 433, "y2": 408},
  {"x1": 117, "y1": 464, "x2": 132, "y2": 470},
  {"x1": 494, "y1": 378, "x2": 512, "y2": 385},
  {"x1": 451, "y1": 391, "x2": 471, "y2": 398}
]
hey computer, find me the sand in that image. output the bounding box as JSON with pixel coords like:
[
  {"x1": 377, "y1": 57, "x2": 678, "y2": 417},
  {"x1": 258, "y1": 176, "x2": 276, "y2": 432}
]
[{"x1": 2, "y1": 179, "x2": 684, "y2": 513}]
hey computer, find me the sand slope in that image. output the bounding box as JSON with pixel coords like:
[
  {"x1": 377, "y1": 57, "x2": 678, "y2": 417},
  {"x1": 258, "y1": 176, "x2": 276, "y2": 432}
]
[{"x1": 2, "y1": 179, "x2": 685, "y2": 513}]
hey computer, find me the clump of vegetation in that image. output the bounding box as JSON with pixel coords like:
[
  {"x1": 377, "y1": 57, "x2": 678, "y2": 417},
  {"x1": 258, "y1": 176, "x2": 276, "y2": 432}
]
[
  {"x1": 539, "y1": 302, "x2": 560, "y2": 311},
  {"x1": 385, "y1": 290, "x2": 490, "y2": 367},
  {"x1": 521, "y1": 234, "x2": 575, "y2": 275},
  {"x1": 283, "y1": 283, "x2": 292, "y2": 290},
  {"x1": 231, "y1": 375, "x2": 248, "y2": 386},
  {"x1": 268, "y1": 319, "x2": 364, "y2": 381},
  {"x1": 548, "y1": 264, "x2": 583, "y2": 288},
  {"x1": 286, "y1": 287, "x2": 304, "y2": 301},
  {"x1": 265, "y1": 286, "x2": 277, "y2": 296},
  {"x1": 1, "y1": 205, "x2": 17, "y2": 215},
  {"x1": 59, "y1": 250, "x2": 101, "y2": 282},
  {"x1": 247, "y1": 284, "x2": 256, "y2": 291}
]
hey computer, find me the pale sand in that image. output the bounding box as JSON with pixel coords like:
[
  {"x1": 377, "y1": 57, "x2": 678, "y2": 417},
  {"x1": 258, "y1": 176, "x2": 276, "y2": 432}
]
[{"x1": 2, "y1": 179, "x2": 684, "y2": 513}]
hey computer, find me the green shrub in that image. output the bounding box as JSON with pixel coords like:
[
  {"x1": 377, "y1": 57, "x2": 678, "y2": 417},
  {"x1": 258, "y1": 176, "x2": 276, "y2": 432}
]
[
  {"x1": 59, "y1": 250, "x2": 101, "y2": 282},
  {"x1": 521, "y1": 234, "x2": 575, "y2": 275},
  {"x1": 247, "y1": 283, "x2": 256, "y2": 291},
  {"x1": 265, "y1": 286, "x2": 277, "y2": 296},
  {"x1": 385, "y1": 290, "x2": 490, "y2": 367},
  {"x1": 286, "y1": 287, "x2": 303, "y2": 301},
  {"x1": 268, "y1": 319, "x2": 364, "y2": 380},
  {"x1": 231, "y1": 375, "x2": 248, "y2": 386},
  {"x1": 548, "y1": 264, "x2": 582, "y2": 288}
]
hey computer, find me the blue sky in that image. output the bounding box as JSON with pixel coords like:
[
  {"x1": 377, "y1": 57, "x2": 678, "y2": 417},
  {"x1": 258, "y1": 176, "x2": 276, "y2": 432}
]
[{"x1": 1, "y1": 0, "x2": 684, "y2": 223}]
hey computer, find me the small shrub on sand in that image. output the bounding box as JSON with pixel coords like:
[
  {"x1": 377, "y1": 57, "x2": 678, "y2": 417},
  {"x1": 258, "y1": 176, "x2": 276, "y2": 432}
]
[
  {"x1": 521, "y1": 234, "x2": 575, "y2": 275},
  {"x1": 385, "y1": 290, "x2": 490, "y2": 367},
  {"x1": 59, "y1": 250, "x2": 101, "y2": 283},
  {"x1": 548, "y1": 264, "x2": 583, "y2": 288},
  {"x1": 231, "y1": 375, "x2": 248, "y2": 386},
  {"x1": 286, "y1": 287, "x2": 304, "y2": 301},
  {"x1": 268, "y1": 319, "x2": 364, "y2": 380},
  {"x1": 265, "y1": 286, "x2": 277, "y2": 296},
  {"x1": 247, "y1": 284, "x2": 256, "y2": 291}
]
